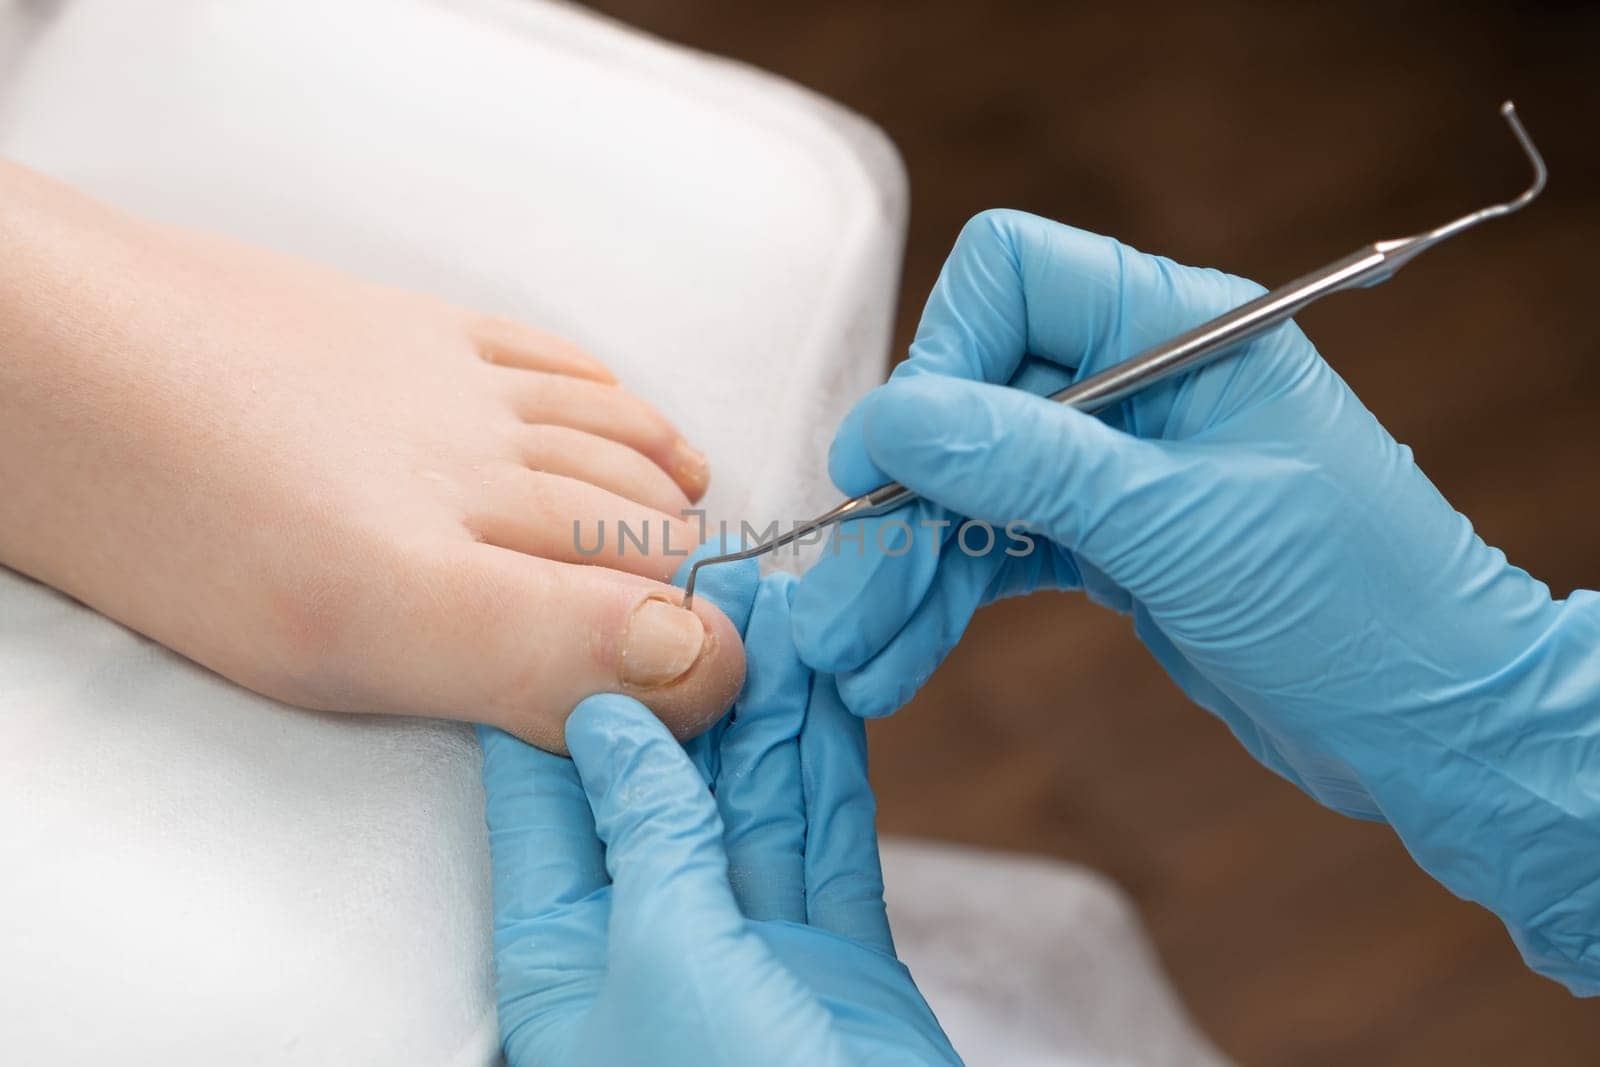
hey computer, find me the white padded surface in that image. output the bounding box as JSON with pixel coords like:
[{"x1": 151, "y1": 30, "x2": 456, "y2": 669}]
[
  {"x1": 0, "y1": 2, "x2": 1221, "y2": 1064},
  {"x1": 883, "y1": 839, "x2": 1229, "y2": 1067},
  {"x1": 0, "y1": 2, "x2": 900, "y2": 1063},
  {"x1": 0, "y1": 0, "x2": 904, "y2": 531}
]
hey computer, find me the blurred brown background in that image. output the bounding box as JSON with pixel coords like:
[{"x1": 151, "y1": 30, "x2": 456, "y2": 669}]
[{"x1": 586, "y1": 2, "x2": 1600, "y2": 1062}]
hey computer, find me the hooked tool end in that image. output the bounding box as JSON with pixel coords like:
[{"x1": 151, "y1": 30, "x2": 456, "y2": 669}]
[
  {"x1": 682, "y1": 560, "x2": 706, "y2": 610},
  {"x1": 1496, "y1": 100, "x2": 1547, "y2": 215}
]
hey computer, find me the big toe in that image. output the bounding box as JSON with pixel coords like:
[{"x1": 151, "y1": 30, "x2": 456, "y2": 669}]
[{"x1": 354, "y1": 542, "x2": 747, "y2": 753}]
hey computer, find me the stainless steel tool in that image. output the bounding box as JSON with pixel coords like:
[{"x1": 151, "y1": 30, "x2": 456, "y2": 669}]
[{"x1": 682, "y1": 101, "x2": 1546, "y2": 608}]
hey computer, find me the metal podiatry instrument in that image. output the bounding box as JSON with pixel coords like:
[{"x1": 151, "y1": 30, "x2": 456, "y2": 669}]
[{"x1": 682, "y1": 101, "x2": 1547, "y2": 608}]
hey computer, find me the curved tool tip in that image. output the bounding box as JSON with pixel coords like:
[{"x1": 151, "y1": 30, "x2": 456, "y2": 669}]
[{"x1": 1497, "y1": 99, "x2": 1547, "y2": 212}]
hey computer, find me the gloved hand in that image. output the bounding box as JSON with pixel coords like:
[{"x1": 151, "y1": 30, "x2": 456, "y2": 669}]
[
  {"x1": 792, "y1": 208, "x2": 1600, "y2": 993},
  {"x1": 479, "y1": 556, "x2": 959, "y2": 1066}
]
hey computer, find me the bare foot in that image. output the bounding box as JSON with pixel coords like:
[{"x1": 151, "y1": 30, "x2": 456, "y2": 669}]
[{"x1": 0, "y1": 160, "x2": 743, "y2": 752}]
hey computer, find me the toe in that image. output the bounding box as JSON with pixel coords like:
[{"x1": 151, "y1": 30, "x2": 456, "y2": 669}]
[
  {"x1": 470, "y1": 314, "x2": 618, "y2": 383},
  {"x1": 425, "y1": 547, "x2": 746, "y2": 752},
  {"x1": 464, "y1": 467, "x2": 697, "y2": 583},
  {"x1": 496, "y1": 368, "x2": 710, "y2": 503},
  {"x1": 516, "y1": 424, "x2": 691, "y2": 516}
]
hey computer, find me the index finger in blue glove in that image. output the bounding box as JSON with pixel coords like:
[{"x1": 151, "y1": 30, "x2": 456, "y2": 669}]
[
  {"x1": 827, "y1": 209, "x2": 1255, "y2": 496},
  {"x1": 832, "y1": 538, "x2": 1012, "y2": 719},
  {"x1": 478, "y1": 724, "x2": 608, "y2": 927},
  {"x1": 858, "y1": 375, "x2": 1183, "y2": 575},
  {"x1": 791, "y1": 500, "x2": 947, "y2": 675},
  {"x1": 564, "y1": 693, "x2": 746, "y2": 955},
  {"x1": 826, "y1": 210, "x2": 1033, "y2": 495},
  {"x1": 800, "y1": 675, "x2": 895, "y2": 954},
  {"x1": 564, "y1": 694, "x2": 845, "y2": 1057},
  {"x1": 792, "y1": 356, "x2": 1086, "y2": 683},
  {"x1": 672, "y1": 538, "x2": 761, "y2": 637},
  {"x1": 477, "y1": 723, "x2": 608, "y2": 1057},
  {"x1": 714, "y1": 574, "x2": 808, "y2": 923}
]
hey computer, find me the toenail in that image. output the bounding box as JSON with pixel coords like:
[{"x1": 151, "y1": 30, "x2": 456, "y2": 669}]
[
  {"x1": 620, "y1": 597, "x2": 710, "y2": 687},
  {"x1": 669, "y1": 439, "x2": 709, "y2": 487}
]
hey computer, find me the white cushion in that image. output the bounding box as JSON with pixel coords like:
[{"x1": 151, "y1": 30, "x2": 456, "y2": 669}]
[
  {"x1": 0, "y1": 2, "x2": 899, "y2": 1063},
  {"x1": 882, "y1": 839, "x2": 1230, "y2": 1066}
]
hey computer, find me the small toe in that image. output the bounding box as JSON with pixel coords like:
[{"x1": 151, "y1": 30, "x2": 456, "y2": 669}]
[
  {"x1": 465, "y1": 467, "x2": 697, "y2": 583},
  {"x1": 516, "y1": 424, "x2": 691, "y2": 516},
  {"x1": 497, "y1": 368, "x2": 710, "y2": 502},
  {"x1": 471, "y1": 314, "x2": 618, "y2": 384}
]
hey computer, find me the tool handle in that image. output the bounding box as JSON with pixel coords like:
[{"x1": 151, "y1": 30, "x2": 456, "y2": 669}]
[
  {"x1": 1047, "y1": 246, "x2": 1387, "y2": 413},
  {"x1": 842, "y1": 245, "x2": 1390, "y2": 525}
]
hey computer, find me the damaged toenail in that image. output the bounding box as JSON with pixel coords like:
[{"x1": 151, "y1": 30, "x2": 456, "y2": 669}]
[
  {"x1": 670, "y1": 439, "x2": 709, "y2": 487},
  {"x1": 620, "y1": 597, "x2": 710, "y2": 687}
]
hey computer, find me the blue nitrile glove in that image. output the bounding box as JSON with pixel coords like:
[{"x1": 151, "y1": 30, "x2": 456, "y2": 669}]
[
  {"x1": 792, "y1": 208, "x2": 1600, "y2": 993},
  {"x1": 478, "y1": 559, "x2": 959, "y2": 1066}
]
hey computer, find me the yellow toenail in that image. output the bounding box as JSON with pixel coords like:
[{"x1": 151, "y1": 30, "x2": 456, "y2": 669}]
[{"x1": 620, "y1": 597, "x2": 710, "y2": 688}]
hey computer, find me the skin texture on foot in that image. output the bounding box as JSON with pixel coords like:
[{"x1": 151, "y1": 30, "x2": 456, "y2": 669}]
[{"x1": 0, "y1": 159, "x2": 744, "y2": 752}]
